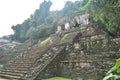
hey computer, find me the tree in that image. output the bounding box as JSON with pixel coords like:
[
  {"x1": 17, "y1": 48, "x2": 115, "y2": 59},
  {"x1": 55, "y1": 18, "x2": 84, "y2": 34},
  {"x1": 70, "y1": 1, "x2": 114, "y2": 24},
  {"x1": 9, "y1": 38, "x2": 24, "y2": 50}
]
[
  {"x1": 33, "y1": 0, "x2": 52, "y2": 25},
  {"x1": 11, "y1": 24, "x2": 21, "y2": 41},
  {"x1": 81, "y1": 0, "x2": 120, "y2": 36},
  {"x1": 11, "y1": 0, "x2": 53, "y2": 42}
]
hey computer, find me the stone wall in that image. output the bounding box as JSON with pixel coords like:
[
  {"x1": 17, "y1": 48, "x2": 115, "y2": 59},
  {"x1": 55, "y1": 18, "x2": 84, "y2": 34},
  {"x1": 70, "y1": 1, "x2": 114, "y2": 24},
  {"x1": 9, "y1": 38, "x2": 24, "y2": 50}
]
[
  {"x1": 57, "y1": 27, "x2": 120, "y2": 80},
  {"x1": 57, "y1": 14, "x2": 90, "y2": 33},
  {"x1": 36, "y1": 26, "x2": 120, "y2": 80}
]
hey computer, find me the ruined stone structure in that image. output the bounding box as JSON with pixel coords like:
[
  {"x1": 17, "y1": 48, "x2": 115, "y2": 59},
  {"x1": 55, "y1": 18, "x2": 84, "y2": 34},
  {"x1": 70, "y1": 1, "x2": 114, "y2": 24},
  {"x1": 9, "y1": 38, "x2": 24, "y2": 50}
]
[
  {"x1": 0, "y1": 44, "x2": 65, "y2": 80},
  {"x1": 38, "y1": 26, "x2": 120, "y2": 80},
  {"x1": 0, "y1": 20, "x2": 119, "y2": 79},
  {"x1": 56, "y1": 14, "x2": 90, "y2": 33}
]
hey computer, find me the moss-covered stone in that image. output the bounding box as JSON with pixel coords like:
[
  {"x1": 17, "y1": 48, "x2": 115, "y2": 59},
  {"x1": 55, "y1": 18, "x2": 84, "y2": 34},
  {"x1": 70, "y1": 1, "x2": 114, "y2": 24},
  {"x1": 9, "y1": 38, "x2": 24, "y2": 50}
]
[{"x1": 40, "y1": 37, "x2": 51, "y2": 46}]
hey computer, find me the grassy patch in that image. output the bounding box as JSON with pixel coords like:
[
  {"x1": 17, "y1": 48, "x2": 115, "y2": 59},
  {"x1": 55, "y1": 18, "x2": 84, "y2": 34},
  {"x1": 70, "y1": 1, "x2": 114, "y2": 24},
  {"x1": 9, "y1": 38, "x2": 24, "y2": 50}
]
[
  {"x1": 40, "y1": 37, "x2": 51, "y2": 46},
  {"x1": 0, "y1": 64, "x2": 3, "y2": 67},
  {"x1": 46, "y1": 77, "x2": 71, "y2": 80},
  {"x1": 9, "y1": 45, "x2": 16, "y2": 49},
  {"x1": 61, "y1": 33, "x2": 70, "y2": 41}
]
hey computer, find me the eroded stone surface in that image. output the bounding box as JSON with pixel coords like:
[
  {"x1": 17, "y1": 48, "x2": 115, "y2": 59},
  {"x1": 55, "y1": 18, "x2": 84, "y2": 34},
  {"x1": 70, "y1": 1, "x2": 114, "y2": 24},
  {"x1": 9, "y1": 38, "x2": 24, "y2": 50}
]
[{"x1": 38, "y1": 26, "x2": 120, "y2": 80}]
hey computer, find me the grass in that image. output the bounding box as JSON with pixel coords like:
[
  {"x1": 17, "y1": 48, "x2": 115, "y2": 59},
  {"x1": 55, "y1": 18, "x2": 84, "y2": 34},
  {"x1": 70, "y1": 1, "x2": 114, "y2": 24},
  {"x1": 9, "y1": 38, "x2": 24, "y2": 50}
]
[
  {"x1": 40, "y1": 37, "x2": 51, "y2": 46},
  {"x1": 61, "y1": 33, "x2": 70, "y2": 41},
  {"x1": 61, "y1": 32, "x2": 77, "y2": 42},
  {"x1": 46, "y1": 77, "x2": 71, "y2": 80},
  {"x1": 0, "y1": 64, "x2": 3, "y2": 67},
  {"x1": 9, "y1": 44, "x2": 16, "y2": 49}
]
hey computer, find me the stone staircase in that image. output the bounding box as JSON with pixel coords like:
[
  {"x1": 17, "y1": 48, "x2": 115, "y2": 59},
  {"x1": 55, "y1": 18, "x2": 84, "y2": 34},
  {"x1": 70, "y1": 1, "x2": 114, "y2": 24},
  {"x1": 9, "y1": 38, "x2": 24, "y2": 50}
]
[{"x1": 0, "y1": 44, "x2": 65, "y2": 80}]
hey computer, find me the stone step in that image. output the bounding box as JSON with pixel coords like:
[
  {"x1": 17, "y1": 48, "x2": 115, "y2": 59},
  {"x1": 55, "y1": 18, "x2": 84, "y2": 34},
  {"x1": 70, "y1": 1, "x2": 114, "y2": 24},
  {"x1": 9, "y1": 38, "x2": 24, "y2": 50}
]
[
  {"x1": 8, "y1": 63, "x2": 31, "y2": 67},
  {"x1": 25, "y1": 59, "x2": 36, "y2": 62},
  {"x1": 17, "y1": 54, "x2": 40, "y2": 58},
  {"x1": 77, "y1": 51, "x2": 120, "y2": 55},
  {"x1": 0, "y1": 73, "x2": 21, "y2": 79},
  {"x1": 1, "y1": 69, "x2": 27, "y2": 74},
  {"x1": 6, "y1": 68, "x2": 28, "y2": 73},
  {"x1": 12, "y1": 57, "x2": 37, "y2": 61},
  {"x1": 75, "y1": 53, "x2": 120, "y2": 58},
  {"x1": 23, "y1": 55, "x2": 37, "y2": 58},
  {"x1": 6, "y1": 67, "x2": 29, "y2": 71},
  {"x1": 69, "y1": 54, "x2": 117, "y2": 60},
  {"x1": 13, "y1": 59, "x2": 36, "y2": 62},
  {"x1": 0, "y1": 71, "x2": 24, "y2": 76},
  {"x1": 10, "y1": 61, "x2": 34, "y2": 64},
  {"x1": 8, "y1": 65, "x2": 30, "y2": 68},
  {"x1": 8, "y1": 62, "x2": 34, "y2": 67},
  {"x1": 88, "y1": 48, "x2": 119, "y2": 52},
  {"x1": 60, "y1": 59, "x2": 115, "y2": 63}
]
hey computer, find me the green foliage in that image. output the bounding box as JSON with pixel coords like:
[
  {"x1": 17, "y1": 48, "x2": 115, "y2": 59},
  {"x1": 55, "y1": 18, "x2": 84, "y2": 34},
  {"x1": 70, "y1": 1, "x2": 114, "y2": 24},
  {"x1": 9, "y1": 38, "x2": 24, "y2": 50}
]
[
  {"x1": 33, "y1": 0, "x2": 52, "y2": 25},
  {"x1": 0, "y1": 64, "x2": 3, "y2": 68},
  {"x1": 11, "y1": 0, "x2": 120, "y2": 43},
  {"x1": 103, "y1": 73, "x2": 120, "y2": 80},
  {"x1": 26, "y1": 27, "x2": 38, "y2": 39},
  {"x1": 61, "y1": 33, "x2": 70, "y2": 41},
  {"x1": 103, "y1": 58, "x2": 120, "y2": 80},
  {"x1": 11, "y1": 0, "x2": 84, "y2": 42},
  {"x1": 40, "y1": 37, "x2": 51, "y2": 46},
  {"x1": 9, "y1": 45, "x2": 16, "y2": 49},
  {"x1": 81, "y1": 0, "x2": 120, "y2": 36},
  {"x1": 61, "y1": 1, "x2": 84, "y2": 17},
  {"x1": 46, "y1": 77, "x2": 71, "y2": 80},
  {"x1": 11, "y1": 0, "x2": 52, "y2": 42}
]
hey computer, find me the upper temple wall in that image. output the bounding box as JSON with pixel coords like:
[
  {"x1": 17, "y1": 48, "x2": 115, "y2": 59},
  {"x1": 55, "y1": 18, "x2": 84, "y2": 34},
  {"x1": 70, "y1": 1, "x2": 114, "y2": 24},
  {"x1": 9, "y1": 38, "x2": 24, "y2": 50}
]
[{"x1": 57, "y1": 14, "x2": 90, "y2": 32}]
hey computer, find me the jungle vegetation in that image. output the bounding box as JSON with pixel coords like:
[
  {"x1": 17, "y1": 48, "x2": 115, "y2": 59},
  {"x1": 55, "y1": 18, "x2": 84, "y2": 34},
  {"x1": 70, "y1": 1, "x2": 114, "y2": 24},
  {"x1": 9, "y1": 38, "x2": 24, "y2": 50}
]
[{"x1": 11, "y1": 0, "x2": 120, "y2": 42}]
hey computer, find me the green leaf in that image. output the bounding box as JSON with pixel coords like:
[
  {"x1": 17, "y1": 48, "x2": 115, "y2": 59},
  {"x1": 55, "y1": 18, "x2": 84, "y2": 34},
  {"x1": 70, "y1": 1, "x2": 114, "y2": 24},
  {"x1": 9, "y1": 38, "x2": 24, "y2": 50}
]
[
  {"x1": 103, "y1": 73, "x2": 114, "y2": 80},
  {"x1": 116, "y1": 68, "x2": 120, "y2": 73},
  {"x1": 107, "y1": 66, "x2": 117, "y2": 75},
  {"x1": 103, "y1": 73, "x2": 120, "y2": 80},
  {"x1": 115, "y1": 58, "x2": 120, "y2": 68}
]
